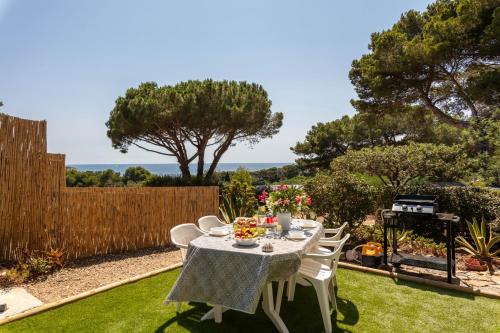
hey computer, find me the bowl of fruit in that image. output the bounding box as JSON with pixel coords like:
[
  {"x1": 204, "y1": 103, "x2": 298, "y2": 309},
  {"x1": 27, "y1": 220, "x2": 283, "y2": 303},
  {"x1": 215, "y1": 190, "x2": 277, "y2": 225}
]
[{"x1": 234, "y1": 218, "x2": 259, "y2": 246}]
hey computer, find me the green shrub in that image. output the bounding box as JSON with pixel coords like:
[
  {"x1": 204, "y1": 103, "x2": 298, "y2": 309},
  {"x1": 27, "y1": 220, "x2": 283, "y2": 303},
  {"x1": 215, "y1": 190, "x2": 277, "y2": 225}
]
[
  {"x1": 143, "y1": 175, "x2": 218, "y2": 187},
  {"x1": 26, "y1": 257, "x2": 52, "y2": 276},
  {"x1": 219, "y1": 168, "x2": 257, "y2": 223},
  {"x1": 122, "y1": 166, "x2": 152, "y2": 186},
  {"x1": 4, "y1": 254, "x2": 53, "y2": 284},
  {"x1": 304, "y1": 171, "x2": 375, "y2": 230}
]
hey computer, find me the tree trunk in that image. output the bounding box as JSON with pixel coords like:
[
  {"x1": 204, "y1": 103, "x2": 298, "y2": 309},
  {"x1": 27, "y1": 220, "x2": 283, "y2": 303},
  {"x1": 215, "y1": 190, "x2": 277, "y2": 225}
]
[
  {"x1": 205, "y1": 134, "x2": 235, "y2": 180},
  {"x1": 178, "y1": 159, "x2": 191, "y2": 179},
  {"x1": 421, "y1": 96, "x2": 469, "y2": 128},
  {"x1": 196, "y1": 146, "x2": 205, "y2": 178}
]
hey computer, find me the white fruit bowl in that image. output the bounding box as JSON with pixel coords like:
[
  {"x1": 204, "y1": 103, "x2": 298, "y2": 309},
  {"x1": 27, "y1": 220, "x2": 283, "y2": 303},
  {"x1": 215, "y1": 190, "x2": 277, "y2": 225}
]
[{"x1": 235, "y1": 237, "x2": 257, "y2": 246}]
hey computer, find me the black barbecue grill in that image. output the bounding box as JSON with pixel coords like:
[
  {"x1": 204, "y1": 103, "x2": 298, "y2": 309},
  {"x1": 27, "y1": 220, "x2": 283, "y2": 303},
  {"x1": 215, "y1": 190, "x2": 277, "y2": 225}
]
[
  {"x1": 382, "y1": 194, "x2": 460, "y2": 283},
  {"x1": 391, "y1": 194, "x2": 438, "y2": 215}
]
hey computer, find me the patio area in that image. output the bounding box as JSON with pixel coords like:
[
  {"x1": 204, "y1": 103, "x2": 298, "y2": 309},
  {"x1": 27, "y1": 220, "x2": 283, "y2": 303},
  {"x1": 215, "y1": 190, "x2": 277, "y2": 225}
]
[{"x1": 1, "y1": 267, "x2": 498, "y2": 333}]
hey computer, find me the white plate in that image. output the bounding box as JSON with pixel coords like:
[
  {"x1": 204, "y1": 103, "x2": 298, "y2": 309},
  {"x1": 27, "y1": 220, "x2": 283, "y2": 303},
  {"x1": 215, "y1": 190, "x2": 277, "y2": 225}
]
[
  {"x1": 299, "y1": 222, "x2": 317, "y2": 229},
  {"x1": 209, "y1": 230, "x2": 229, "y2": 237},
  {"x1": 235, "y1": 238, "x2": 257, "y2": 246},
  {"x1": 285, "y1": 234, "x2": 307, "y2": 241}
]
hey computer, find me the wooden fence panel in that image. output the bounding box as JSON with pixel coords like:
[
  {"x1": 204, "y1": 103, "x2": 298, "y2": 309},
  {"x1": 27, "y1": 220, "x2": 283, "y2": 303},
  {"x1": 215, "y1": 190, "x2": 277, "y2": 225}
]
[
  {"x1": 45, "y1": 154, "x2": 65, "y2": 250},
  {"x1": 59, "y1": 187, "x2": 218, "y2": 259},
  {"x1": 0, "y1": 114, "x2": 219, "y2": 261},
  {"x1": 0, "y1": 115, "x2": 48, "y2": 260}
]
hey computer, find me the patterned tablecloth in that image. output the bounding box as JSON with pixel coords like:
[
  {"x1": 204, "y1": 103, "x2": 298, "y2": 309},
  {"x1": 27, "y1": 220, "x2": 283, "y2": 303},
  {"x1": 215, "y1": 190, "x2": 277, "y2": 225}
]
[{"x1": 166, "y1": 219, "x2": 323, "y2": 314}]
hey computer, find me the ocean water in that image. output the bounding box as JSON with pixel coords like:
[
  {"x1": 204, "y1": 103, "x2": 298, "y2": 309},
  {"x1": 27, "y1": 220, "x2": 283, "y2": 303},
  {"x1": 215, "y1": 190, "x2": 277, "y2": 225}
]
[{"x1": 67, "y1": 163, "x2": 290, "y2": 175}]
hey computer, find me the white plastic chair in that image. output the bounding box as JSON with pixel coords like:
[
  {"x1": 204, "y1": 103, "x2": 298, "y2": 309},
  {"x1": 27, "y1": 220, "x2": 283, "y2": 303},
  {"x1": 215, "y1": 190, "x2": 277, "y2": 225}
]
[
  {"x1": 198, "y1": 215, "x2": 226, "y2": 233},
  {"x1": 170, "y1": 223, "x2": 205, "y2": 312},
  {"x1": 286, "y1": 234, "x2": 350, "y2": 333},
  {"x1": 313, "y1": 222, "x2": 348, "y2": 253},
  {"x1": 302, "y1": 222, "x2": 347, "y2": 287}
]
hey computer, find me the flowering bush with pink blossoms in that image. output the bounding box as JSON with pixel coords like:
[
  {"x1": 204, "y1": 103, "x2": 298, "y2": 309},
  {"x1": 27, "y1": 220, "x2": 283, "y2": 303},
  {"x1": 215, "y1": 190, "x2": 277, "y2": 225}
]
[{"x1": 261, "y1": 185, "x2": 311, "y2": 215}]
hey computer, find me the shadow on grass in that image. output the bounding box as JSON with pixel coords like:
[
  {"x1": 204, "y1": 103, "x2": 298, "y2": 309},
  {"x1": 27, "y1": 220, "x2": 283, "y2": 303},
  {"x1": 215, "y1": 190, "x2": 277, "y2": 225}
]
[
  {"x1": 156, "y1": 285, "x2": 359, "y2": 333},
  {"x1": 391, "y1": 277, "x2": 475, "y2": 300}
]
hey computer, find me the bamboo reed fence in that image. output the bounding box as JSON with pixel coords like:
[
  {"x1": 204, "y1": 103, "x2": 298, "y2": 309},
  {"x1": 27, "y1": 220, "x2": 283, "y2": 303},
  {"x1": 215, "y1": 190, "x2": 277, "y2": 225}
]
[{"x1": 0, "y1": 114, "x2": 219, "y2": 260}]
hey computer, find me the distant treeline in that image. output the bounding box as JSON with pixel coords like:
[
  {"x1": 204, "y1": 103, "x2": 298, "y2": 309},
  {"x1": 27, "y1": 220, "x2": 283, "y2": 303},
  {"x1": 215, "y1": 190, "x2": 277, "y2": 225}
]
[{"x1": 66, "y1": 164, "x2": 308, "y2": 187}]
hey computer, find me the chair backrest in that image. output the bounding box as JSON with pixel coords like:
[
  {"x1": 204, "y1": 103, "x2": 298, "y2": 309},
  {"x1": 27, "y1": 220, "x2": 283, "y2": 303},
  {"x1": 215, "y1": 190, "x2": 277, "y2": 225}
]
[
  {"x1": 170, "y1": 223, "x2": 205, "y2": 262},
  {"x1": 322, "y1": 233, "x2": 350, "y2": 273},
  {"x1": 198, "y1": 215, "x2": 225, "y2": 232},
  {"x1": 323, "y1": 222, "x2": 348, "y2": 241}
]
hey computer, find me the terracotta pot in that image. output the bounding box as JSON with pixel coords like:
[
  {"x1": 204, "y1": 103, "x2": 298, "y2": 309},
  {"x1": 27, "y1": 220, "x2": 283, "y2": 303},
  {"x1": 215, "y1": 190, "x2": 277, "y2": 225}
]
[{"x1": 464, "y1": 257, "x2": 488, "y2": 271}]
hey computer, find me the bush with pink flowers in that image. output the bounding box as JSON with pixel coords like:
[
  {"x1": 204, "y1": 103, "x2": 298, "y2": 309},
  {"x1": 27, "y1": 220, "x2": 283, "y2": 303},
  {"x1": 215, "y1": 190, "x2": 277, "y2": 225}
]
[{"x1": 265, "y1": 185, "x2": 311, "y2": 215}]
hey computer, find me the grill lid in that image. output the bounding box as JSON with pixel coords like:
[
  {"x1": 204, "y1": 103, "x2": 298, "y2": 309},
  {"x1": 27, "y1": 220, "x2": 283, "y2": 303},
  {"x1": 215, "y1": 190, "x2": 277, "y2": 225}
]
[{"x1": 392, "y1": 194, "x2": 438, "y2": 214}]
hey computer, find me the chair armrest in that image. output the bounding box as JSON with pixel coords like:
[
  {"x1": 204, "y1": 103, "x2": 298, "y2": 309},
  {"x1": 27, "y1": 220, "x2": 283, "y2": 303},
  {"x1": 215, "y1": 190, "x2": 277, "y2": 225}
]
[
  {"x1": 302, "y1": 252, "x2": 333, "y2": 260},
  {"x1": 323, "y1": 222, "x2": 347, "y2": 236},
  {"x1": 323, "y1": 228, "x2": 342, "y2": 234},
  {"x1": 172, "y1": 242, "x2": 189, "y2": 250},
  {"x1": 319, "y1": 234, "x2": 342, "y2": 242},
  {"x1": 317, "y1": 239, "x2": 343, "y2": 248}
]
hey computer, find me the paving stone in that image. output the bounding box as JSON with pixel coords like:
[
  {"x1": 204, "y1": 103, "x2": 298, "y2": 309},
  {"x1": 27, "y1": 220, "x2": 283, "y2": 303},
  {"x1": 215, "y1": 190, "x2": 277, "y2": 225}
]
[
  {"x1": 467, "y1": 273, "x2": 492, "y2": 282},
  {"x1": 464, "y1": 280, "x2": 491, "y2": 287},
  {"x1": 0, "y1": 288, "x2": 43, "y2": 319},
  {"x1": 490, "y1": 275, "x2": 500, "y2": 284},
  {"x1": 479, "y1": 286, "x2": 500, "y2": 296}
]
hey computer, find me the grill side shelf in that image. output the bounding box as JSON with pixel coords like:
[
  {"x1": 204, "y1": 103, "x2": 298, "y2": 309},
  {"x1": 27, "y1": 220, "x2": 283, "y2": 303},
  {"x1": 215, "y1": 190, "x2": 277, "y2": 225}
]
[{"x1": 390, "y1": 253, "x2": 449, "y2": 271}]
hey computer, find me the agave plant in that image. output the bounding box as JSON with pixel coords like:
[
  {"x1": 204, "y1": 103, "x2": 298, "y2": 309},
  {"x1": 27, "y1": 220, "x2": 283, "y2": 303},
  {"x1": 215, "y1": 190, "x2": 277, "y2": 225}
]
[
  {"x1": 456, "y1": 219, "x2": 500, "y2": 268},
  {"x1": 219, "y1": 194, "x2": 252, "y2": 224}
]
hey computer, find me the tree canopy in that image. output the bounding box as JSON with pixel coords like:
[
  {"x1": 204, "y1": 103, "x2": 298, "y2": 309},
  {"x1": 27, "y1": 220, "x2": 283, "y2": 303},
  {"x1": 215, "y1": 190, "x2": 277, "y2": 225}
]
[
  {"x1": 66, "y1": 168, "x2": 123, "y2": 187},
  {"x1": 330, "y1": 143, "x2": 471, "y2": 189},
  {"x1": 291, "y1": 108, "x2": 462, "y2": 171},
  {"x1": 107, "y1": 80, "x2": 283, "y2": 180},
  {"x1": 350, "y1": 0, "x2": 500, "y2": 128},
  {"x1": 122, "y1": 166, "x2": 152, "y2": 185}
]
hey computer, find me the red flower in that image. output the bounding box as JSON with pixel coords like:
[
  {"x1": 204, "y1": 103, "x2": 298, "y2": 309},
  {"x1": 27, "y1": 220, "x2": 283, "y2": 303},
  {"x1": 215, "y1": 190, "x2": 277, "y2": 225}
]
[
  {"x1": 284, "y1": 198, "x2": 290, "y2": 205},
  {"x1": 277, "y1": 198, "x2": 283, "y2": 205},
  {"x1": 258, "y1": 191, "x2": 267, "y2": 203},
  {"x1": 295, "y1": 195, "x2": 302, "y2": 204},
  {"x1": 306, "y1": 196, "x2": 312, "y2": 206}
]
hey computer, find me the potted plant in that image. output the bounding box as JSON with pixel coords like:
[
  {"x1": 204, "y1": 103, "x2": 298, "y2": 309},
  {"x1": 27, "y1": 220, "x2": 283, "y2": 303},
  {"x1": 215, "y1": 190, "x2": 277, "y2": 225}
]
[
  {"x1": 265, "y1": 185, "x2": 311, "y2": 231},
  {"x1": 463, "y1": 257, "x2": 488, "y2": 271},
  {"x1": 455, "y1": 218, "x2": 500, "y2": 273}
]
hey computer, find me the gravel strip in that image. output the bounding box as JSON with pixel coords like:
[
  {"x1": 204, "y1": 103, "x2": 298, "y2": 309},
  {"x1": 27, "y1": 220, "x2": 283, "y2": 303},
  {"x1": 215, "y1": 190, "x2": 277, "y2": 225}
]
[{"x1": 22, "y1": 247, "x2": 182, "y2": 303}]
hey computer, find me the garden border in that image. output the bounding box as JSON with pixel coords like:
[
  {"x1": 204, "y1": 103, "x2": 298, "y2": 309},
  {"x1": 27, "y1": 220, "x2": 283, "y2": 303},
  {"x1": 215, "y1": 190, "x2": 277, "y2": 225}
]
[
  {"x1": 338, "y1": 262, "x2": 500, "y2": 300},
  {"x1": 0, "y1": 262, "x2": 183, "y2": 326}
]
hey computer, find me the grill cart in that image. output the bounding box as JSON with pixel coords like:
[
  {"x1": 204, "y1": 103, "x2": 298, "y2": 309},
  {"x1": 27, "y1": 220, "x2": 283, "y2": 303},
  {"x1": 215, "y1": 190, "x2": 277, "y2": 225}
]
[{"x1": 382, "y1": 195, "x2": 460, "y2": 283}]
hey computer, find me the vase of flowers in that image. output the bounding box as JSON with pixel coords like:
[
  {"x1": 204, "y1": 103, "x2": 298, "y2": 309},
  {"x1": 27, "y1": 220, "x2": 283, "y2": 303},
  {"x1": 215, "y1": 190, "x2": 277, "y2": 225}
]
[
  {"x1": 263, "y1": 185, "x2": 311, "y2": 231},
  {"x1": 276, "y1": 212, "x2": 292, "y2": 231}
]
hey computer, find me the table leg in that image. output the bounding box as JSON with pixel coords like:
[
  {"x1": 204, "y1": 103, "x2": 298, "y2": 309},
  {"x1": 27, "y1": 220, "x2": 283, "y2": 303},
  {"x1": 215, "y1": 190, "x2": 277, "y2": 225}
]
[
  {"x1": 262, "y1": 282, "x2": 289, "y2": 333},
  {"x1": 201, "y1": 305, "x2": 227, "y2": 323},
  {"x1": 276, "y1": 280, "x2": 285, "y2": 314},
  {"x1": 214, "y1": 306, "x2": 222, "y2": 323}
]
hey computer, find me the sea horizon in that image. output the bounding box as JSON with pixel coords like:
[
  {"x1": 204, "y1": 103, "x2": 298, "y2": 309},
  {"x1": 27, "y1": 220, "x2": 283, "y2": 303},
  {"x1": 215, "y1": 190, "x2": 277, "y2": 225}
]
[{"x1": 67, "y1": 163, "x2": 291, "y2": 175}]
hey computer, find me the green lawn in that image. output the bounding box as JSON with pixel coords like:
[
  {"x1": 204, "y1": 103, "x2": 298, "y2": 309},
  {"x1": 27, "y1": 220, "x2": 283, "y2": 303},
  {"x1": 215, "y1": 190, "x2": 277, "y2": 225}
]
[{"x1": 1, "y1": 268, "x2": 499, "y2": 333}]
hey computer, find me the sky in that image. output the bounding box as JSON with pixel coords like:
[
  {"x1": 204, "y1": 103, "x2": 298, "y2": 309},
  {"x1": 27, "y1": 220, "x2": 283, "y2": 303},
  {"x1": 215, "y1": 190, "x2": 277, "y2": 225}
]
[{"x1": 0, "y1": 0, "x2": 432, "y2": 164}]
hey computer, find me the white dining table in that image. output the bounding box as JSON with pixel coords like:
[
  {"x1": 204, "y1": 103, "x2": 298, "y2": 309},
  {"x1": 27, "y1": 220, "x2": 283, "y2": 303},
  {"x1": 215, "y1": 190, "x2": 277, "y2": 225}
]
[{"x1": 166, "y1": 219, "x2": 323, "y2": 333}]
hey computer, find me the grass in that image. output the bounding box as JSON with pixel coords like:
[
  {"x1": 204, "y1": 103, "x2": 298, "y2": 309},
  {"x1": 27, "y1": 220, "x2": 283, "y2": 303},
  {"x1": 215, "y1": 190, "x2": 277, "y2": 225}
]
[{"x1": 1, "y1": 268, "x2": 499, "y2": 333}]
